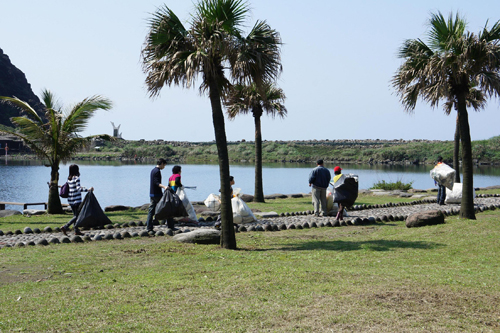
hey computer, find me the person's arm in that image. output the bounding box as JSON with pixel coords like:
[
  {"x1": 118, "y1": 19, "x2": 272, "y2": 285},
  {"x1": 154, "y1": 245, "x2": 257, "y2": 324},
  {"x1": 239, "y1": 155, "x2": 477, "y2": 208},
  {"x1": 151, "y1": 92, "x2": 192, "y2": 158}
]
[
  {"x1": 309, "y1": 169, "x2": 316, "y2": 186},
  {"x1": 153, "y1": 168, "x2": 167, "y2": 190},
  {"x1": 175, "y1": 175, "x2": 182, "y2": 188},
  {"x1": 75, "y1": 178, "x2": 85, "y2": 192}
]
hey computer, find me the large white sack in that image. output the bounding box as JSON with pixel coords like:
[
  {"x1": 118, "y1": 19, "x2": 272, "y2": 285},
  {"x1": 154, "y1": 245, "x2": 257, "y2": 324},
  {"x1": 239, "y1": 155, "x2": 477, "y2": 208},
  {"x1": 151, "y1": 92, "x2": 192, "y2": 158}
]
[
  {"x1": 445, "y1": 183, "x2": 476, "y2": 204},
  {"x1": 231, "y1": 196, "x2": 257, "y2": 224},
  {"x1": 204, "y1": 193, "x2": 221, "y2": 211},
  {"x1": 177, "y1": 187, "x2": 197, "y2": 221},
  {"x1": 430, "y1": 163, "x2": 455, "y2": 190}
]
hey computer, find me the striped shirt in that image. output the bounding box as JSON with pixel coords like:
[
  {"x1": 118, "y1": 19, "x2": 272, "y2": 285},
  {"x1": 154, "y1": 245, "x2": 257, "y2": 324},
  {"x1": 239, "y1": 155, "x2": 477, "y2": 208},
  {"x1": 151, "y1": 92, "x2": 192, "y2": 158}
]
[{"x1": 67, "y1": 176, "x2": 88, "y2": 205}]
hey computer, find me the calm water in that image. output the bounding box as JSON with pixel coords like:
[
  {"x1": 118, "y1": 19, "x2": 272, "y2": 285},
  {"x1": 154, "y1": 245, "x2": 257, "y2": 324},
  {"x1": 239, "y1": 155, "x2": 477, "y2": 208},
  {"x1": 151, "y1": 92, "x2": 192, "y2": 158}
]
[{"x1": 1, "y1": 160, "x2": 500, "y2": 211}]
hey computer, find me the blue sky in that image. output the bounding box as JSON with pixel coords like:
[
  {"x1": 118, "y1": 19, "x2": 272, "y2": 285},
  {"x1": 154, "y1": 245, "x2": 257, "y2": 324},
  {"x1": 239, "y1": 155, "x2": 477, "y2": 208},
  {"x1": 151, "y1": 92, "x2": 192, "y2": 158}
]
[{"x1": 2, "y1": 0, "x2": 499, "y2": 142}]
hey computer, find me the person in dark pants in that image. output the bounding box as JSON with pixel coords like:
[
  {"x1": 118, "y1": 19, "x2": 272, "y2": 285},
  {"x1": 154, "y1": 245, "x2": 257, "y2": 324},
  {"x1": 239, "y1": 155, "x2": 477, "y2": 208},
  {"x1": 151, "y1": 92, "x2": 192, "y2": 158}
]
[
  {"x1": 61, "y1": 164, "x2": 93, "y2": 236},
  {"x1": 308, "y1": 159, "x2": 331, "y2": 216},
  {"x1": 435, "y1": 156, "x2": 447, "y2": 205},
  {"x1": 146, "y1": 158, "x2": 168, "y2": 232}
]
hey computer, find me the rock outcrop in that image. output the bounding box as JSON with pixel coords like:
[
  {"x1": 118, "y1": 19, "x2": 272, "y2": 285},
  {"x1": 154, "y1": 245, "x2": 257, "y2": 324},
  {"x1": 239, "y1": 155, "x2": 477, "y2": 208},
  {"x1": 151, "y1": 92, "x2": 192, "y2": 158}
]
[{"x1": 0, "y1": 48, "x2": 44, "y2": 127}]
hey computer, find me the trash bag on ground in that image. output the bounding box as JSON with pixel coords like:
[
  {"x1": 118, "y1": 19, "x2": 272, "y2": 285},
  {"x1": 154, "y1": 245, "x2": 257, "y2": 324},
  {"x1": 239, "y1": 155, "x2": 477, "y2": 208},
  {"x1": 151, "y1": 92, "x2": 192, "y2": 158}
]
[
  {"x1": 326, "y1": 188, "x2": 347, "y2": 216},
  {"x1": 231, "y1": 196, "x2": 257, "y2": 224},
  {"x1": 176, "y1": 187, "x2": 197, "y2": 221},
  {"x1": 445, "y1": 182, "x2": 476, "y2": 204},
  {"x1": 75, "y1": 191, "x2": 112, "y2": 228},
  {"x1": 430, "y1": 163, "x2": 455, "y2": 190},
  {"x1": 330, "y1": 174, "x2": 359, "y2": 207},
  {"x1": 204, "y1": 193, "x2": 221, "y2": 211},
  {"x1": 155, "y1": 188, "x2": 188, "y2": 220}
]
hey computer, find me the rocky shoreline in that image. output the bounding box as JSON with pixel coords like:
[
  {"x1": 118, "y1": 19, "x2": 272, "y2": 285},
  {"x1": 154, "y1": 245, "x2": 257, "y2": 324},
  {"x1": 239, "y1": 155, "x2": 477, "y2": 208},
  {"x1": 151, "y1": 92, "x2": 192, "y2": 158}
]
[{"x1": 1, "y1": 193, "x2": 499, "y2": 249}]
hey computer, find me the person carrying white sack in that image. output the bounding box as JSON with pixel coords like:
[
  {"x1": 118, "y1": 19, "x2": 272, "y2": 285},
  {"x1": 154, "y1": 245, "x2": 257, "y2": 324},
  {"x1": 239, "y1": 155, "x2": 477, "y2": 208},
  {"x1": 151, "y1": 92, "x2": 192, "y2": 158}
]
[
  {"x1": 433, "y1": 156, "x2": 449, "y2": 205},
  {"x1": 214, "y1": 176, "x2": 256, "y2": 227}
]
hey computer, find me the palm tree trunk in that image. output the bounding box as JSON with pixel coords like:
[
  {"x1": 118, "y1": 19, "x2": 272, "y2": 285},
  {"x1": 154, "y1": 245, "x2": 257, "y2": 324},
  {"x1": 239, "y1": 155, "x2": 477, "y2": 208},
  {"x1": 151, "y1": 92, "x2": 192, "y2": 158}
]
[
  {"x1": 453, "y1": 114, "x2": 461, "y2": 183},
  {"x1": 253, "y1": 113, "x2": 265, "y2": 202},
  {"x1": 207, "y1": 77, "x2": 237, "y2": 249},
  {"x1": 456, "y1": 93, "x2": 475, "y2": 219},
  {"x1": 48, "y1": 163, "x2": 64, "y2": 214}
]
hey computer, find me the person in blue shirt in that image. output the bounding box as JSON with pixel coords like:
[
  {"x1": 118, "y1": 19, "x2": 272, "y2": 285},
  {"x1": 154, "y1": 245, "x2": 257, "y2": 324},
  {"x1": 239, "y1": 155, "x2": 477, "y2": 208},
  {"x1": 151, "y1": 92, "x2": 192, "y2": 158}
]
[{"x1": 308, "y1": 159, "x2": 331, "y2": 216}]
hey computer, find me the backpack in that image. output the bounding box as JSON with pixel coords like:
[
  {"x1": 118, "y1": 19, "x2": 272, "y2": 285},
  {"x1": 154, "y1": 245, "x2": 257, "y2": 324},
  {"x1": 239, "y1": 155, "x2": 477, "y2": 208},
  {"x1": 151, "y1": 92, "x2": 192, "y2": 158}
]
[{"x1": 59, "y1": 182, "x2": 69, "y2": 198}]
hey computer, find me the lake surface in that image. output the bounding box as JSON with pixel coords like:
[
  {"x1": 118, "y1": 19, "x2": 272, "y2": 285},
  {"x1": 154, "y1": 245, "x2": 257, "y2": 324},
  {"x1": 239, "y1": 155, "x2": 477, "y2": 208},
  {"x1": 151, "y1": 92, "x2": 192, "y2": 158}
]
[{"x1": 1, "y1": 160, "x2": 500, "y2": 211}]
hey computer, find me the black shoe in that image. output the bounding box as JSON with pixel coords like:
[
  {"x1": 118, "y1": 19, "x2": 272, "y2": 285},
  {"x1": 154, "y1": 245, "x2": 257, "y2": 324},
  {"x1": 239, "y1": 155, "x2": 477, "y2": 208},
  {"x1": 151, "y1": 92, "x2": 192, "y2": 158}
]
[
  {"x1": 61, "y1": 226, "x2": 68, "y2": 236},
  {"x1": 74, "y1": 229, "x2": 84, "y2": 236}
]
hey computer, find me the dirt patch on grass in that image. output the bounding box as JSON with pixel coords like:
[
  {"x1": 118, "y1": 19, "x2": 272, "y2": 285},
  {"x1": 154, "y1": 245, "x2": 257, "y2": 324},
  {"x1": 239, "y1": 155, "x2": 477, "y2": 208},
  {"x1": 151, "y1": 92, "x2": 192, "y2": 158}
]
[
  {"x1": 333, "y1": 288, "x2": 500, "y2": 331},
  {"x1": 0, "y1": 266, "x2": 49, "y2": 285}
]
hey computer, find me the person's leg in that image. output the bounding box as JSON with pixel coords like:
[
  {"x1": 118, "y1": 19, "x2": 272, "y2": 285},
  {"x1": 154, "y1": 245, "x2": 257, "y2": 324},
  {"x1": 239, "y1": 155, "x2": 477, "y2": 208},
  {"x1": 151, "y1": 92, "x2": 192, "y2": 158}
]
[
  {"x1": 62, "y1": 204, "x2": 79, "y2": 235},
  {"x1": 167, "y1": 217, "x2": 175, "y2": 229},
  {"x1": 146, "y1": 197, "x2": 159, "y2": 231},
  {"x1": 437, "y1": 185, "x2": 445, "y2": 204},
  {"x1": 311, "y1": 187, "x2": 320, "y2": 216},
  {"x1": 319, "y1": 188, "x2": 328, "y2": 216},
  {"x1": 338, "y1": 203, "x2": 344, "y2": 221}
]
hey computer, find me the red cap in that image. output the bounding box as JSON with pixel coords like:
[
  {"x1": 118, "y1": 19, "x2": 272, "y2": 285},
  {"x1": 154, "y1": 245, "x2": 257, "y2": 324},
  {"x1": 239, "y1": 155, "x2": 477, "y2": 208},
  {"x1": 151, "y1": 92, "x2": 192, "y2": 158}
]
[{"x1": 333, "y1": 166, "x2": 342, "y2": 173}]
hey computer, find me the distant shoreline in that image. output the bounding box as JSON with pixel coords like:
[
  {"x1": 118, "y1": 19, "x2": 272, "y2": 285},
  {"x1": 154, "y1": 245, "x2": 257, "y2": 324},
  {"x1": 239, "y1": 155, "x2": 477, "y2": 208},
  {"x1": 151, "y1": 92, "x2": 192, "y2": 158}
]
[{"x1": 2, "y1": 137, "x2": 500, "y2": 165}]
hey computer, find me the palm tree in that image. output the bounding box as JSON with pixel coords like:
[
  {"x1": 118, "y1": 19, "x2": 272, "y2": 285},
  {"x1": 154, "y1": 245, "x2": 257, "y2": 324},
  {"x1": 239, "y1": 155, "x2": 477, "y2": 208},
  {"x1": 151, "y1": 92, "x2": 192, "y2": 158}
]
[
  {"x1": 225, "y1": 82, "x2": 286, "y2": 202},
  {"x1": 392, "y1": 12, "x2": 500, "y2": 219},
  {"x1": 444, "y1": 87, "x2": 486, "y2": 183},
  {"x1": 0, "y1": 89, "x2": 112, "y2": 214},
  {"x1": 141, "y1": 0, "x2": 282, "y2": 249}
]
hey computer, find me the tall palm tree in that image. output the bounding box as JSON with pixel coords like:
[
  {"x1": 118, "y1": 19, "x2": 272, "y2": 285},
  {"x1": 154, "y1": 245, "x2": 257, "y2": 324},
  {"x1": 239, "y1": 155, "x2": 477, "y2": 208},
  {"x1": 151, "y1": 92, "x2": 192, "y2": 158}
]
[
  {"x1": 0, "y1": 89, "x2": 112, "y2": 214},
  {"x1": 141, "y1": 0, "x2": 282, "y2": 249},
  {"x1": 393, "y1": 12, "x2": 500, "y2": 219},
  {"x1": 443, "y1": 87, "x2": 486, "y2": 183},
  {"x1": 225, "y1": 82, "x2": 286, "y2": 202}
]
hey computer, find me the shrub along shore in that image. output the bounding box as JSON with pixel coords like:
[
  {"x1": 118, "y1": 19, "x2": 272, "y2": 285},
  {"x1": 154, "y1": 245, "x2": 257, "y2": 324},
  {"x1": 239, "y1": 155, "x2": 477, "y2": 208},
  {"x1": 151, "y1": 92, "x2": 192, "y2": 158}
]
[{"x1": 4, "y1": 136, "x2": 500, "y2": 165}]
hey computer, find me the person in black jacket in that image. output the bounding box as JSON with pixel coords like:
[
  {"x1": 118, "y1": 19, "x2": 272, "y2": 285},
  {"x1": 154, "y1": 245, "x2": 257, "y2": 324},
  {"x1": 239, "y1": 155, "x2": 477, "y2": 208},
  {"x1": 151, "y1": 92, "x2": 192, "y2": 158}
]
[
  {"x1": 308, "y1": 160, "x2": 331, "y2": 217},
  {"x1": 146, "y1": 158, "x2": 168, "y2": 232}
]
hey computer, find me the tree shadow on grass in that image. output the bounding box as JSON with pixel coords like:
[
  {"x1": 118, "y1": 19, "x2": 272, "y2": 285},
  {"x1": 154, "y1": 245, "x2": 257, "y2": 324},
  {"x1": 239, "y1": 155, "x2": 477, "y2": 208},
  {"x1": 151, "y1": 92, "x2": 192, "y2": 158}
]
[{"x1": 275, "y1": 239, "x2": 444, "y2": 252}]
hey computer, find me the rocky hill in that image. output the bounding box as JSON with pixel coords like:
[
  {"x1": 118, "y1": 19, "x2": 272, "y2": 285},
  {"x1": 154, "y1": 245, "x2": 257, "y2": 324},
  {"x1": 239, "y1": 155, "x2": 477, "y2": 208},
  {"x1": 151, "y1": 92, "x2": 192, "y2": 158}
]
[{"x1": 0, "y1": 48, "x2": 44, "y2": 127}]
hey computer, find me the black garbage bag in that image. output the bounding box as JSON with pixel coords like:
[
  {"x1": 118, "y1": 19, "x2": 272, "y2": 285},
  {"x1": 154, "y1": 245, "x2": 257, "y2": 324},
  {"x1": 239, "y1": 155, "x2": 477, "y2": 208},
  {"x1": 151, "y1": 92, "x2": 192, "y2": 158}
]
[
  {"x1": 75, "y1": 191, "x2": 112, "y2": 228},
  {"x1": 331, "y1": 174, "x2": 359, "y2": 207},
  {"x1": 155, "y1": 188, "x2": 188, "y2": 220}
]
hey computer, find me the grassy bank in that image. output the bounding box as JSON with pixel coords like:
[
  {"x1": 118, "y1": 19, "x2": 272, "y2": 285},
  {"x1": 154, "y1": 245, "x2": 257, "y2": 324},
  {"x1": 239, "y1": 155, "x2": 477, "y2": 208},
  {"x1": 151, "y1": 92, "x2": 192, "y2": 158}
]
[
  {"x1": 1, "y1": 208, "x2": 499, "y2": 331},
  {"x1": 30, "y1": 135, "x2": 498, "y2": 164}
]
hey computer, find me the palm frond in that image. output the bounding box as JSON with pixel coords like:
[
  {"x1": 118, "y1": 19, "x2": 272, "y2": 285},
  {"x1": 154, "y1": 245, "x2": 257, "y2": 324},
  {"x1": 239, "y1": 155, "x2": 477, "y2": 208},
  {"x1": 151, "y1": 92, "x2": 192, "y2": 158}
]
[
  {"x1": 0, "y1": 96, "x2": 44, "y2": 124},
  {"x1": 230, "y1": 20, "x2": 282, "y2": 87},
  {"x1": 195, "y1": 0, "x2": 248, "y2": 35},
  {"x1": 225, "y1": 81, "x2": 286, "y2": 119},
  {"x1": 427, "y1": 11, "x2": 466, "y2": 52},
  {"x1": 63, "y1": 95, "x2": 112, "y2": 133}
]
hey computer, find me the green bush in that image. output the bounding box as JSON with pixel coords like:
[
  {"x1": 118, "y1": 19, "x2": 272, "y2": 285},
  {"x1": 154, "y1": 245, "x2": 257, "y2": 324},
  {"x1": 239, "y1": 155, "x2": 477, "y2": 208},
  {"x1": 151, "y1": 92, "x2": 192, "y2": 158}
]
[{"x1": 371, "y1": 179, "x2": 414, "y2": 191}]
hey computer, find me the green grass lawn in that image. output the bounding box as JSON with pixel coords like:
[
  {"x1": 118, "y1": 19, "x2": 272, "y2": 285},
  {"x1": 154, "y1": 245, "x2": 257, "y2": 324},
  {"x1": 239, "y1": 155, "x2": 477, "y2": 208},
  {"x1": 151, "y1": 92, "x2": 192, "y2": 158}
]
[{"x1": 1, "y1": 208, "x2": 499, "y2": 331}]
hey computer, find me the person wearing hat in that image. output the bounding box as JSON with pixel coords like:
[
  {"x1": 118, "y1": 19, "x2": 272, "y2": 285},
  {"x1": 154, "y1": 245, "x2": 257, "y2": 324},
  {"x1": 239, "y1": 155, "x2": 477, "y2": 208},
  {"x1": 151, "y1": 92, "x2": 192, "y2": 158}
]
[
  {"x1": 332, "y1": 166, "x2": 345, "y2": 221},
  {"x1": 308, "y1": 159, "x2": 331, "y2": 217}
]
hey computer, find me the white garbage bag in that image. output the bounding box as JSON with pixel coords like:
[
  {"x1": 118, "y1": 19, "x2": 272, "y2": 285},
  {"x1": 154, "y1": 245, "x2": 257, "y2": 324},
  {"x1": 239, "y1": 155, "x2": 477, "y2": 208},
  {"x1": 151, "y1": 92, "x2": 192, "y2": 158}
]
[
  {"x1": 430, "y1": 163, "x2": 455, "y2": 190},
  {"x1": 231, "y1": 196, "x2": 257, "y2": 224},
  {"x1": 445, "y1": 182, "x2": 476, "y2": 204},
  {"x1": 204, "y1": 193, "x2": 221, "y2": 211},
  {"x1": 176, "y1": 187, "x2": 197, "y2": 221}
]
